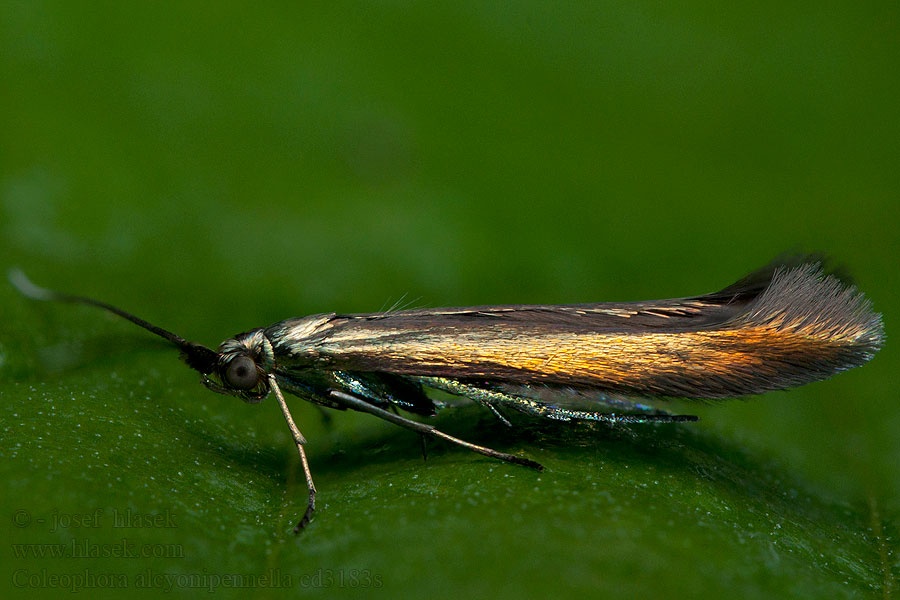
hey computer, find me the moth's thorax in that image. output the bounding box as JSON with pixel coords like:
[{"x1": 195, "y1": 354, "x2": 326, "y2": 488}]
[
  {"x1": 264, "y1": 313, "x2": 337, "y2": 364},
  {"x1": 218, "y1": 328, "x2": 275, "y2": 372}
]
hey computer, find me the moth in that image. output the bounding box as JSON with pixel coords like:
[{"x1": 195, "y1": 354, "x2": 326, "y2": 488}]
[{"x1": 10, "y1": 256, "x2": 884, "y2": 532}]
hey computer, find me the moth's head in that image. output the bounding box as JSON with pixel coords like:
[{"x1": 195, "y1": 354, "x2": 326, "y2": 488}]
[{"x1": 198, "y1": 329, "x2": 275, "y2": 403}]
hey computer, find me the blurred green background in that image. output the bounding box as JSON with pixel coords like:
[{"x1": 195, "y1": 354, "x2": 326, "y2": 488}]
[{"x1": 1, "y1": 2, "x2": 898, "y2": 598}]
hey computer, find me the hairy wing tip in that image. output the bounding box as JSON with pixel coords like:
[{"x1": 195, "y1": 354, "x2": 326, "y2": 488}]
[{"x1": 744, "y1": 262, "x2": 884, "y2": 359}]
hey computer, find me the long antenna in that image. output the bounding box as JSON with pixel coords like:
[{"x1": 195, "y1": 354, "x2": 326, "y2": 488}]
[{"x1": 9, "y1": 268, "x2": 219, "y2": 374}]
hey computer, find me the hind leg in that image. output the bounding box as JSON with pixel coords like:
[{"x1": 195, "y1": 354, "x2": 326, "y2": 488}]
[{"x1": 418, "y1": 377, "x2": 698, "y2": 424}]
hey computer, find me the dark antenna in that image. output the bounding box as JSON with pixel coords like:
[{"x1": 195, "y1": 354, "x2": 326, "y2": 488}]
[{"x1": 8, "y1": 268, "x2": 219, "y2": 374}]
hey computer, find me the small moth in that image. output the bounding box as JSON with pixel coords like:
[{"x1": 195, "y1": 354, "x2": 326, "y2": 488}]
[{"x1": 10, "y1": 256, "x2": 884, "y2": 532}]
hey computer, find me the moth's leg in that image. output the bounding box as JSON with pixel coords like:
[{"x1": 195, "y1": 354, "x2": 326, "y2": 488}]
[
  {"x1": 420, "y1": 377, "x2": 698, "y2": 424},
  {"x1": 409, "y1": 376, "x2": 513, "y2": 426},
  {"x1": 327, "y1": 389, "x2": 543, "y2": 471},
  {"x1": 332, "y1": 371, "x2": 437, "y2": 416},
  {"x1": 483, "y1": 404, "x2": 512, "y2": 427},
  {"x1": 268, "y1": 375, "x2": 317, "y2": 532},
  {"x1": 501, "y1": 386, "x2": 676, "y2": 416}
]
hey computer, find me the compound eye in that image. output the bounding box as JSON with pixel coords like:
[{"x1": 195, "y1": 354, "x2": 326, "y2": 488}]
[{"x1": 224, "y1": 356, "x2": 259, "y2": 390}]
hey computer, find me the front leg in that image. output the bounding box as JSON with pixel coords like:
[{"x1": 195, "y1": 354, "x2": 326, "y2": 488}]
[{"x1": 267, "y1": 375, "x2": 317, "y2": 533}]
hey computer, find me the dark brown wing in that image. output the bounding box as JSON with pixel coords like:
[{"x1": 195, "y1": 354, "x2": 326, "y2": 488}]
[{"x1": 265, "y1": 258, "x2": 883, "y2": 399}]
